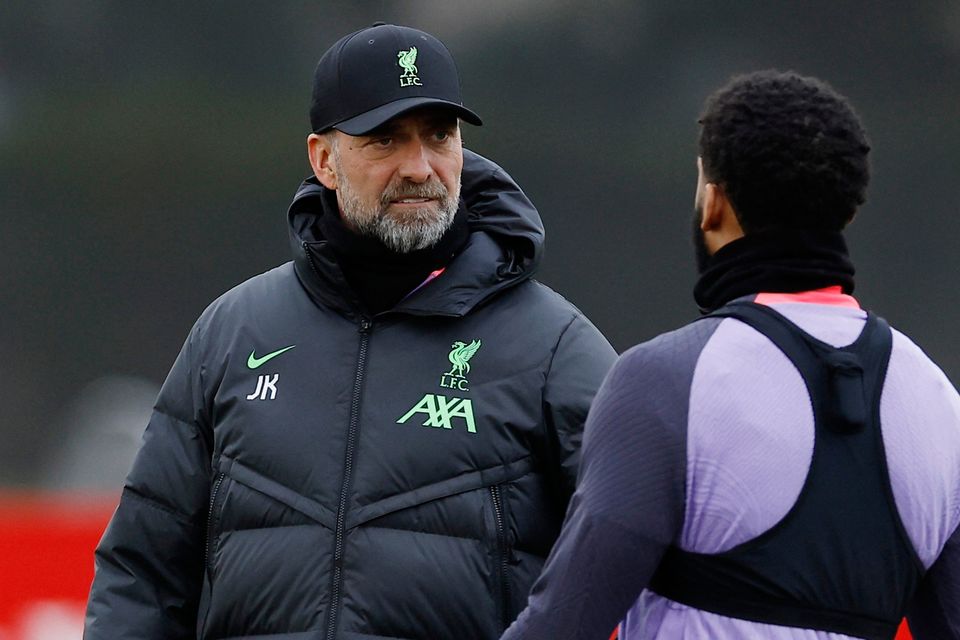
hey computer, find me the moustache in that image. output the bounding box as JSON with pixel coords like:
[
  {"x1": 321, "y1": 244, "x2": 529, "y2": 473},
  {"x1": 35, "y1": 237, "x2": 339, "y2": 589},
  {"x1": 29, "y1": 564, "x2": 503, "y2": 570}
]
[{"x1": 380, "y1": 180, "x2": 449, "y2": 206}]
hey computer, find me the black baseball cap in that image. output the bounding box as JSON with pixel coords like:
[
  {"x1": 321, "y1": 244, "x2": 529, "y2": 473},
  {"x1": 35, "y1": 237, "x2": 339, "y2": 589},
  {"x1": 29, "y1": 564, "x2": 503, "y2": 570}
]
[{"x1": 310, "y1": 23, "x2": 483, "y2": 135}]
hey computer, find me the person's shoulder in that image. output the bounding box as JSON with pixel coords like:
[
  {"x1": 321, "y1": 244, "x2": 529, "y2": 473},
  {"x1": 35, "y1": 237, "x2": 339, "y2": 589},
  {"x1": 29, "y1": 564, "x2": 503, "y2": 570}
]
[
  {"x1": 478, "y1": 281, "x2": 615, "y2": 362},
  {"x1": 890, "y1": 324, "x2": 944, "y2": 365},
  {"x1": 615, "y1": 317, "x2": 723, "y2": 382},
  {"x1": 195, "y1": 262, "x2": 298, "y2": 330},
  {"x1": 888, "y1": 324, "x2": 960, "y2": 396},
  {"x1": 516, "y1": 279, "x2": 595, "y2": 321},
  {"x1": 587, "y1": 320, "x2": 719, "y2": 432},
  {"x1": 514, "y1": 280, "x2": 615, "y2": 347}
]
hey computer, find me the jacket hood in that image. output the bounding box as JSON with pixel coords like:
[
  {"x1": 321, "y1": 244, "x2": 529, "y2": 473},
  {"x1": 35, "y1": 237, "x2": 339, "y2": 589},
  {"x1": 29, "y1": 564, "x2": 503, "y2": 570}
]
[{"x1": 288, "y1": 148, "x2": 545, "y2": 318}]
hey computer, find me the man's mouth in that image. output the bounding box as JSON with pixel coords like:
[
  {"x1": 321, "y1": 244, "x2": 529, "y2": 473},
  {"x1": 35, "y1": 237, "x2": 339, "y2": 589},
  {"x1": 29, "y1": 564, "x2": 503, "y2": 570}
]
[{"x1": 392, "y1": 197, "x2": 434, "y2": 204}]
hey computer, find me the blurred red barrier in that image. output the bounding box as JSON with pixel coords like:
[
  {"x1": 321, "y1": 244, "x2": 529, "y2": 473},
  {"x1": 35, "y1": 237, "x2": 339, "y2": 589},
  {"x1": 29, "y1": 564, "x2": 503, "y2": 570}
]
[
  {"x1": 0, "y1": 491, "x2": 116, "y2": 639},
  {"x1": 0, "y1": 491, "x2": 916, "y2": 639}
]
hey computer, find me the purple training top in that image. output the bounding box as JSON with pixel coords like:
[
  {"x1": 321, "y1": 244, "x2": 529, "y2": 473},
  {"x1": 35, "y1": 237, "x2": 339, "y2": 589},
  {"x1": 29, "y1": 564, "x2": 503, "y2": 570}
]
[{"x1": 501, "y1": 291, "x2": 960, "y2": 640}]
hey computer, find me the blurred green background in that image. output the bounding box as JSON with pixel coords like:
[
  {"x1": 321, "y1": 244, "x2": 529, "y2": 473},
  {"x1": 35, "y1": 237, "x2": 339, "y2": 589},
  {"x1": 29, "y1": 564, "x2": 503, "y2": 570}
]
[{"x1": 3, "y1": 1, "x2": 959, "y2": 488}]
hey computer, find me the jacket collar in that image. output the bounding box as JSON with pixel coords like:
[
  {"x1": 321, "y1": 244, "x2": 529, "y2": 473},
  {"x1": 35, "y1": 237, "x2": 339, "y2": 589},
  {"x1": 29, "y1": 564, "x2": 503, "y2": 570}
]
[{"x1": 288, "y1": 148, "x2": 544, "y2": 319}]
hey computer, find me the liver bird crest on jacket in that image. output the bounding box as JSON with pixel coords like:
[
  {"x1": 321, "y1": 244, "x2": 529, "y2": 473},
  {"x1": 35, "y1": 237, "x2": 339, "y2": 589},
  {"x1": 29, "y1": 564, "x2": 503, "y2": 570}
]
[
  {"x1": 446, "y1": 340, "x2": 481, "y2": 378},
  {"x1": 398, "y1": 47, "x2": 421, "y2": 86}
]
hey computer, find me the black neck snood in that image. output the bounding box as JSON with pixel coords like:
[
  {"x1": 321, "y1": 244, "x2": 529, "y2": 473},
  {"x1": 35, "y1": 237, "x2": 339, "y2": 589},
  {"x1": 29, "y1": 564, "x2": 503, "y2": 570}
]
[
  {"x1": 693, "y1": 229, "x2": 855, "y2": 313},
  {"x1": 317, "y1": 190, "x2": 470, "y2": 315}
]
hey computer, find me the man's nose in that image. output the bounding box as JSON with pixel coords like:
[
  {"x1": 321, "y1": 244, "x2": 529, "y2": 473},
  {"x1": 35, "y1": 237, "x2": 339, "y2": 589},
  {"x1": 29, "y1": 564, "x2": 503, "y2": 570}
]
[{"x1": 397, "y1": 141, "x2": 433, "y2": 183}]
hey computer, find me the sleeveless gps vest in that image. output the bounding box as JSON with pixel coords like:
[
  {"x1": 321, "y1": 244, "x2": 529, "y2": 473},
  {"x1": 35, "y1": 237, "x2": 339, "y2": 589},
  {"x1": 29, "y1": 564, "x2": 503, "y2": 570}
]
[{"x1": 648, "y1": 301, "x2": 925, "y2": 640}]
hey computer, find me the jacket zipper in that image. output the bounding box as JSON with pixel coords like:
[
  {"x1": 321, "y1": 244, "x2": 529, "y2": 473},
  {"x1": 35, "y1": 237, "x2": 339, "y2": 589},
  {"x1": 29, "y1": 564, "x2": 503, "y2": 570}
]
[
  {"x1": 204, "y1": 472, "x2": 225, "y2": 574},
  {"x1": 490, "y1": 484, "x2": 511, "y2": 631},
  {"x1": 326, "y1": 318, "x2": 372, "y2": 640}
]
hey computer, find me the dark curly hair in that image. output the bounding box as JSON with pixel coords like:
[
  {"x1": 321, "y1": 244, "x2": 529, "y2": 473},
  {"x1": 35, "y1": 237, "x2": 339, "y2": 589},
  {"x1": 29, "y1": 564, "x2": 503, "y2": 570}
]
[{"x1": 698, "y1": 70, "x2": 870, "y2": 233}]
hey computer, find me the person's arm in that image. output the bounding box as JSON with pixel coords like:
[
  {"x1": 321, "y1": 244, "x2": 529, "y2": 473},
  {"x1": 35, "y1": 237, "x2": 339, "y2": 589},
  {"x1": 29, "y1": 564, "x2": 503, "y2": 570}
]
[
  {"x1": 542, "y1": 314, "x2": 618, "y2": 497},
  {"x1": 504, "y1": 327, "x2": 700, "y2": 640},
  {"x1": 84, "y1": 326, "x2": 213, "y2": 639},
  {"x1": 907, "y1": 523, "x2": 960, "y2": 639}
]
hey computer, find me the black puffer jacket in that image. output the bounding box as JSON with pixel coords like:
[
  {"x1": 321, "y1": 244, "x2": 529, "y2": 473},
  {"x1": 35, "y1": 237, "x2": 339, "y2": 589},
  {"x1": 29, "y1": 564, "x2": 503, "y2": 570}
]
[{"x1": 84, "y1": 150, "x2": 617, "y2": 640}]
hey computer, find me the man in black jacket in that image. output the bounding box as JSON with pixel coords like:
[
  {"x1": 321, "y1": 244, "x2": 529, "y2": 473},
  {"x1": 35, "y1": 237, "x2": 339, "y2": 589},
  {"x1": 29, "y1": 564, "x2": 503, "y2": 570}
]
[{"x1": 84, "y1": 23, "x2": 616, "y2": 640}]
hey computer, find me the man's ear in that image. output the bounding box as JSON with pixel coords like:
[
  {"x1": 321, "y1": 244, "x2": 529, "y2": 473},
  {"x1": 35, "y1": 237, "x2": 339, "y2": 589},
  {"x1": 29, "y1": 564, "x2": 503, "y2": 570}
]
[
  {"x1": 307, "y1": 133, "x2": 338, "y2": 190},
  {"x1": 701, "y1": 181, "x2": 746, "y2": 252},
  {"x1": 700, "y1": 182, "x2": 726, "y2": 232}
]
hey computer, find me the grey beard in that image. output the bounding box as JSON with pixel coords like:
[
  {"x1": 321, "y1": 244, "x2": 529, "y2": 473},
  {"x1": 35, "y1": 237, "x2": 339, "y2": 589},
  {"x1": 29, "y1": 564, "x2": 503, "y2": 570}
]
[{"x1": 338, "y1": 172, "x2": 461, "y2": 254}]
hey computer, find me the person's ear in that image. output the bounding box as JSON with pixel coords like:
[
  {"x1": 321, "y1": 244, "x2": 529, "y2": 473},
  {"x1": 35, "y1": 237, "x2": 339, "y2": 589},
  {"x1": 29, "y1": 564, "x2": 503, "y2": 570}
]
[
  {"x1": 700, "y1": 182, "x2": 725, "y2": 231},
  {"x1": 307, "y1": 133, "x2": 338, "y2": 190},
  {"x1": 702, "y1": 182, "x2": 746, "y2": 252}
]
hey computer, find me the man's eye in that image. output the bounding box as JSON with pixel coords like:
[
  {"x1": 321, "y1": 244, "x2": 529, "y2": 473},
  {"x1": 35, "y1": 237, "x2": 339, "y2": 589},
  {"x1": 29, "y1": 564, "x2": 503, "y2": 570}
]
[
  {"x1": 373, "y1": 137, "x2": 393, "y2": 147},
  {"x1": 434, "y1": 130, "x2": 450, "y2": 142}
]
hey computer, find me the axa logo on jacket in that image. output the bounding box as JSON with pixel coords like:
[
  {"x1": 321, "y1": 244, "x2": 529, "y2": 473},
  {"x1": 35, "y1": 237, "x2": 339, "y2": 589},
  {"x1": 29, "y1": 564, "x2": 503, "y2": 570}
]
[{"x1": 396, "y1": 339, "x2": 482, "y2": 434}]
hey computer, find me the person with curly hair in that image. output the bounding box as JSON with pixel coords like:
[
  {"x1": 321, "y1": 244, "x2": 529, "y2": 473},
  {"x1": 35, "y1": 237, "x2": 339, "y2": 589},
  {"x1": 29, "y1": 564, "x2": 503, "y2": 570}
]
[{"x1": 501, "y1": 70, "x2": 960, "y2": 640}]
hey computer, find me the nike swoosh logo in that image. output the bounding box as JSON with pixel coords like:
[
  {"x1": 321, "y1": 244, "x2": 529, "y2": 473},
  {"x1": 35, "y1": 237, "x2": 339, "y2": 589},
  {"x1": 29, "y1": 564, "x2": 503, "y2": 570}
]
[{"x1": 247, "y1": 345, "x2": 296, "y2": 369}]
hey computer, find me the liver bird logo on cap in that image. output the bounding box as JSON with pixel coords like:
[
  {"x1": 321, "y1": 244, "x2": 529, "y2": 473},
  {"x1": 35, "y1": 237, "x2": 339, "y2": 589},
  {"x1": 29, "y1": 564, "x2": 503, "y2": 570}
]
[{"x1": 398, "y1": 47, "x2": 421, "y2": 86}]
